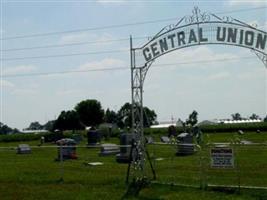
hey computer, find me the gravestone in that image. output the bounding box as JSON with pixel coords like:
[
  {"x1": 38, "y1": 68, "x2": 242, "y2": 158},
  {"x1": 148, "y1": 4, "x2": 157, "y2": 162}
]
[
  {"x1": 56, "y1": 138, "x2": 77, "y2": 160},
  {"x1": 176, "y1": 132, "x2": 195, "y2": 156},
  {"x1": 116, "y1": 133, "x2": 135, "y2": 163},
  {"x1": 99, "y1": 143, "x2": 120, "y2": 156},
  {"x1": 145, "y1": 136, "x2": 154, "y2": 144},
  {"x1": 160, "y1": 136, "x2": 170, "y2": 143},
  {"x1": 17, "y1": 144, "x2": 31, "y2": 154},
  {"x1": 72, "y1": 134, "x2": 83, "y2": 144},
  {"x1": 87, "y1": 130, "x2": 101, "y2": 146}
]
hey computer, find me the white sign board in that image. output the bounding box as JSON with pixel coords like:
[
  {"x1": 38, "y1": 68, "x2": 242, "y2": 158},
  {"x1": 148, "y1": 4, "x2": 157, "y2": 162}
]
[{"x1": 211, "y1": 147, "x2": 234, "y2": 168}]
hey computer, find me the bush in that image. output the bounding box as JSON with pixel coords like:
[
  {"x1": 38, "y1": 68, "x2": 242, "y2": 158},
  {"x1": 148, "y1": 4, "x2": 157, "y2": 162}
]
[
  {"x1": 144, "y1": 122, "x2": 267, "y2": 135},
  {"x1": 0, "y1": 133, "x2": 46, "y2": 142},
  {"x1": 199, "y1": 122, "x2": 267, "y2": 133}
]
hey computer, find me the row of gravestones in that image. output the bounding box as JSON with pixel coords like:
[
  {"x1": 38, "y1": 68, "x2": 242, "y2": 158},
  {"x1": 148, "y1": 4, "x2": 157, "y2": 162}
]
[
  {"x1": 88, "y1": 130, "x2": 196, "y2": 162},
  {"x1": 87, "y1": 130, "x2": 134, "y2": 163},
  {"x1": 16, "y1": 131, "x2": 195, "y2": 162}
]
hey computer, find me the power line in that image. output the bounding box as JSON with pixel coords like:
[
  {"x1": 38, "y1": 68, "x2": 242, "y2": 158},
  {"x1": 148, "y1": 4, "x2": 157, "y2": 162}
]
[
  {"x1": 2, "y1": 49, "x2": 128, "y2": 61},
  {"x1": 1, "y1": 36, "x2": 148, "y2": 52},
  {"x1": 1, "y1": 56, "x2": 254, "y2": 78},
  {"x1": 2, "y1": 21, "x2": 266, "y2": 53},
  {"x1": 2, "y1": 23, "x2": 266, "y2": 53},
  {"x1": 1, "y1": 18, "x2": 179, "y2": 41},
  {"x1": 1, "y1": 6, "x2": 266, "y2": 41}
]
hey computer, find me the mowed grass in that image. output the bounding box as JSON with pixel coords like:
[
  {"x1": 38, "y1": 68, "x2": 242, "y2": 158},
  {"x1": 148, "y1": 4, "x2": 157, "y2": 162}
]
[{"x1": 0, "y1": 132, "x2": 267, "y2": 199}]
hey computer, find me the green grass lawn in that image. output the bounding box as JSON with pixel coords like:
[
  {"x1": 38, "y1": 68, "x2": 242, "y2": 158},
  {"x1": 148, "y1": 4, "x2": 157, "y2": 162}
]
[{"x1": 0, "y1": 132, "x2": 267, "y2": 199}]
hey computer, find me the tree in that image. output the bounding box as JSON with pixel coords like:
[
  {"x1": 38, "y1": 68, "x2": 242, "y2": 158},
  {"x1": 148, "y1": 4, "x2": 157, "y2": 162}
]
[
  {"x1": 143, "y1": 107, "x2": 157, "y2": 127},
  {"x1": 53, "y1": 110, "x2": 82, "y2": 131},
  {"x1": 104, "y1": 108, "x2": 118, "y2": 124},
  {"x1": 186, "y1": 110, "x2": 198, "y2": 127},
  {"x1": 249, "y1": 113, "x2": 260, "y2": 120},
  {"x1": 43, "y1": 120, "x2": 55, "y2": 131},
  {"x1": 26, "y1": 121, "x2": 43, "y2": 130},
  {"x1": 75, "y1": 99, "x2": 104, "y2": 127},
  {"x1": 117, "y1": 103, "x2": 132, "y2": 128},
  {"x1": 264, "y1": 115, "x2": 267, "y2": 122},
  {"x1": 117, "y1": 102, "x2": 157, "y2": 128},
  {"x1": 231, "y1": 113, "x2": 242, "y2": 120},
  {"x1": 0, "y1": 122, "x2": 19, "y2": 135}
]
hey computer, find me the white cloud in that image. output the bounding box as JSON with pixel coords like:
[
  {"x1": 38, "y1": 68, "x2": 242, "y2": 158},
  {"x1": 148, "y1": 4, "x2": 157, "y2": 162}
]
[
  {"x1": 11, "y1": 88, "x2": 38, "y2": 96},
  {"x1": 94, "y1": 33, "x2": 118, "y2": 47},
  {"x1": 58, "y1": 32, "x2": 118, "y2": 48},
  {"x1": 237, "y1": 67, "x2": 266, "y2": 80},
  {"x1": 180, "y1": 46, "x2": 238, "y2": 63},
  {"x1": 56, "y1": 89, "x2": 85, "y2": 96},
  {"x1": 39, "y1": 57, "x2": 127, "y2": 80},
  {"x1": 3, "y1": 65, "x2": 37, "y2": 76},
  {"x1": 207, "y1": 72, "x2": 231, "y2": 80},
  {"x1": 78, "y1": 58, "x2": 126, "y2": 70},
  {"x1": 96, "y1": 0, "x2": 127, "y2": 4},
  {"x1": 228, "y1": 0, "x2": 267, "y2": 6},
  {"x1": 153, "y1": 46, "x2": 239, "y2": 71},
  {"x1": 59, "y1": 33, "x2": 90, "y2": 44},
  {"x1": 9, "y1": 83, "x2": 39, "y2": 96},
  {"x1": 0, "y1": 80, "x2": 15, "y2": 88}
]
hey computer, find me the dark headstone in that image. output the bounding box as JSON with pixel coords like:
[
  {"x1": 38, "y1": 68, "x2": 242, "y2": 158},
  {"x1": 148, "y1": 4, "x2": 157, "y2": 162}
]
[
  {"x1": 176, "y1": 133, "x2": 195, "y2": 156},
  {"x1": 177, "y1": 132, "x2": 193, "y2": 143},
  {"x1": 116, "y1": 133, "x2": 135, "y2": 163},
  {"x1": 87, "y1": 130, "x2": 101, "y2": 146}
]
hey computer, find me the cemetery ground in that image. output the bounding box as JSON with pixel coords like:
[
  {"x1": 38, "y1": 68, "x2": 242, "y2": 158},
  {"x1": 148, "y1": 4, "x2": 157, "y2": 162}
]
[{"x1": 0, "y1": 131, "x2": 267, "y2": 199}]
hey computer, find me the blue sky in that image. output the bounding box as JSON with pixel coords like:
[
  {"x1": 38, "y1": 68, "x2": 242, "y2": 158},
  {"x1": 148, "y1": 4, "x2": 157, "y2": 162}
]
[{"x1": 1, "y1": 0, "x2": 267, "y2": 129}]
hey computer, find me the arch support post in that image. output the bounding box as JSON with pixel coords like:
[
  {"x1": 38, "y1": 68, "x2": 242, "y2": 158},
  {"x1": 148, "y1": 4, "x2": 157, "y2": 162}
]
[{"x1": 130, "y1": 36, "x2": 146, "y2": 179}]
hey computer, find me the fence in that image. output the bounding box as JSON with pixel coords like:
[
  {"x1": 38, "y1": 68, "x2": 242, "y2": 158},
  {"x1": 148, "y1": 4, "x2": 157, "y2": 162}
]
[
  {"x1": 147, "y1": 142, "x2": 267, "y2": 190},
  {"x1": 0, "y1": 141, "x2": 266, "y2": 191}
]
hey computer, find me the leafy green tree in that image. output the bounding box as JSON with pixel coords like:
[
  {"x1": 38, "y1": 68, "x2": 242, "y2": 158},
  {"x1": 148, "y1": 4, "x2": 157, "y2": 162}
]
[
  {"x1": 186, "y1": 110, "x2": 198, "y2": 127},
  {"x1": 43, "y1": 120, "x2": 55, "y2": 131},
  {"x1": 104, "y1": 108, "x2": 118, "y2": 124},
  {"x1": 26, "y1": 121, "x2": 43, "y2": 130},
  {"x1": 264, "y1": 115, "x2": 267, "y2": 122},
  {"x1": 54, "y1": 110, "x2": 82, "y2": 131},
  {"x1": 117, "y1": 102, "x2": 157, "y2": 128},
  {"x1": 143, "y1": 107, "x2": 157, "y2": 127},
  {"x1": 117, "y1": 103, "x2": 132, "y2": 128},
  {"x1": 75, "y1": 99, "x2": 104, "y2": 126},
  {"x1": 249, "y1": 113, "x2": 260, "y2": 120},
  {"x1": 231, "y1": 113, "x2": 242, "y2": 120},
  {"x1": 0, "y1": 122, "x2": 19, "y2": 135}
]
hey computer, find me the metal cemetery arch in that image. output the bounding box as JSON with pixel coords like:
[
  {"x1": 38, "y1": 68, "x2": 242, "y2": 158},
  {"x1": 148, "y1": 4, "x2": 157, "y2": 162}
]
[{"x1": 129, "y1": 7, "x2": 267, "y2": 181}]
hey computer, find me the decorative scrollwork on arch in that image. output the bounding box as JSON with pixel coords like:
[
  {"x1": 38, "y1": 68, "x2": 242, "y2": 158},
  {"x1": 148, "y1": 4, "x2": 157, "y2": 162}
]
[
  {"x1": 222, "y1": 16, "x2": 234, "y2": 23},
  {"x1": 250, "y1": 23, "x2": 258, "y2": 29},
  {"x1": 149, "y1": 24, "x2": 176, "y2": 41},
  {"x1": 184, "y1": 7, "x2": 211, "y2": 24}
]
